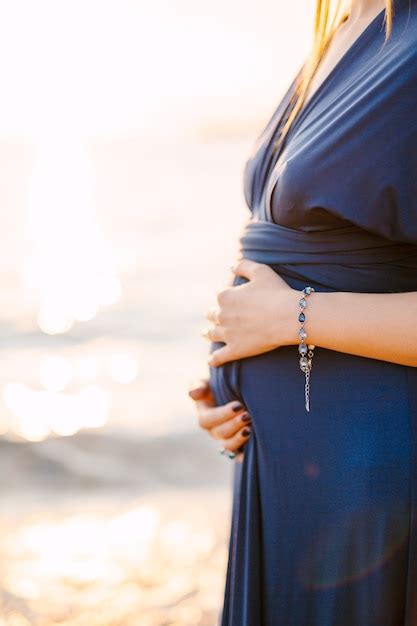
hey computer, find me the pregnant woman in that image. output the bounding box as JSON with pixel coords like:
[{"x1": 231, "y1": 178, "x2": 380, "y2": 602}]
[{"x1": 189, "y1": 0, "x2": 417, "y2": 623}]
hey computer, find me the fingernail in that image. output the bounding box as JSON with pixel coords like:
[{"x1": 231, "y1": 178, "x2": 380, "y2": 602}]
[
  {"x1": 232, "y1": 402, "x2": 243, "y2": 412},
  {"x1": 241, "y1": 413, "x2": 251, "y2": 423},
  {"x1": 242, "y1": 428, "x2": 251, "y2": 437}
]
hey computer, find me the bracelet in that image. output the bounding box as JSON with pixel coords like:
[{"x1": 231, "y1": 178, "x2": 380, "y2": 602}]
[{"x1": 298, "y1": 286, "x2": 315, "y2": 412}]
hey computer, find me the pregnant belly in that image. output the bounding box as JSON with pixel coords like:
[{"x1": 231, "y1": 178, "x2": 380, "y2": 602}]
[{"x1": 209, "y1": 343, "x2": 414, "y2": 474}]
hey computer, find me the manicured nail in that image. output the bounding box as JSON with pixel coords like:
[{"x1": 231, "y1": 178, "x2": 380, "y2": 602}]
[
  {"x1": 242, "y1": 428, "x2": 251, "y2": 437},
  {"x1": 232, "y1": 402, "x2": 243, "y2": 412},
  {"x1": 241, "y1": 413, "x2": 251, "y2": 423}
]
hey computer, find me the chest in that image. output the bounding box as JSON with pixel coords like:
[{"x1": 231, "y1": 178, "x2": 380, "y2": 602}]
[{"x1": 243, "y1": 27, "x2": 414, "y2": 235}]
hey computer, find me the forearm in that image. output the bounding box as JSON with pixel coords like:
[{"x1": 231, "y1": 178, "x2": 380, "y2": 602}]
[{"x1": 290, "y1": 290, "x2": 417, "y2": 367}]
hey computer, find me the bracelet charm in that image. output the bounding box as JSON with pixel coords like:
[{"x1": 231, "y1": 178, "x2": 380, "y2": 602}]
[{"x1": 298, "y1": 286, "x2": 315, "y2": 412}]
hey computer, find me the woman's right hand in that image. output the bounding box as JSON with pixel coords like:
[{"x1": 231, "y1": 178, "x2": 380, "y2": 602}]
[{"x1": 188, "y1": 378, "x2": 251, "y2": 458}]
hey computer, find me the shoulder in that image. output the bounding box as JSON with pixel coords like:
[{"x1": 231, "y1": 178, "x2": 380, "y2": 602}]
[
  {"x1": 392, "y1": 1, "x2": 417, "y2": 66},
  {"x1": 377, "y1": 12, "x2": 417, "y2": 92}
]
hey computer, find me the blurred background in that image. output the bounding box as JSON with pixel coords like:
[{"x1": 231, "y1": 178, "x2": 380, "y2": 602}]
[{"x1": 0, "y1": 1, "x2": 312, "y2": 624}]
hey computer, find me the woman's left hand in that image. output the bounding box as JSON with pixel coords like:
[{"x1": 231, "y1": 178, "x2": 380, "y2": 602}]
[{"x1": 204, "y1": 259, "x2": 300, "y2": 367}]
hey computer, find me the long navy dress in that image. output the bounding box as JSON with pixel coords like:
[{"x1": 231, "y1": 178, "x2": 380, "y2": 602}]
[{"x1": 209, "y1": 1, "x2": 417, "y2": 624}]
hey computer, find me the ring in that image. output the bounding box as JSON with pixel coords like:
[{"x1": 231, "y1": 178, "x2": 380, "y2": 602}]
[{"x1": 218, "y1": 446, "x2": 237, "y2": 459}]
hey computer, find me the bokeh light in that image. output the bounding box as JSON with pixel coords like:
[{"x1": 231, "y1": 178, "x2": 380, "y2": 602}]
[
  {"x1": 39, "y1": 355, "x2": 73, "y2": 392},
  {"x1": 109, "y1": 353, "x2": 139, "y2": 385}
]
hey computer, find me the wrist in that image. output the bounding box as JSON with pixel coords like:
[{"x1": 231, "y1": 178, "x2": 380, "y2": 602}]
[
  {"x1": 281, "y1": 288, "x2": 303, "y2": 346},
  {"x1": 306, "y1": 290, "x2": 345, "y2": 349}
]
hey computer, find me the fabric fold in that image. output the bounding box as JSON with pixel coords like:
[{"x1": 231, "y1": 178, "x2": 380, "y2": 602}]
[{"x1": 237, "y1": 218, "x2": 417, "y2": 292}]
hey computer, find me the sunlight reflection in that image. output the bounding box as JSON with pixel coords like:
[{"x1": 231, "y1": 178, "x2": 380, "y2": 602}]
[
  {"x1": 0, "y1": 498, "x2": 227, "y2": 625},
  {"x1": 75, "y1": 385, "x2": 110, "y2": 429},
  {"x1": 24, "y1": 138, "x2": 122, "y2": 335},
  {"x1": 39, "y1": 355, "x2": 73, "y2": 392},
  {"x1": 2, "y1": 382, "x2": 110, "y2": 440},
  {"x1": 1, "y1": 346, "x2": 142, "y2": 441},
  {"x1": 76, "y1": 355, "x2": 99, "y2": 382},
  {"x1": 109, "y1": 353, "x2": 139, "y2": 385},
  {"x1": 37, "y1": 303, "x2": 75, "y2": 335}
]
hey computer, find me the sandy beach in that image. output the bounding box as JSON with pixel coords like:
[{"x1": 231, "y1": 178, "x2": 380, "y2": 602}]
[{"x1": 0, "y1": 431, "x2": 233, "y2": 626}]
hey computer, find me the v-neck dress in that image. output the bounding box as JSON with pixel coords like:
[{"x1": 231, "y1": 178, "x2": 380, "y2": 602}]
[{"x1": 209, "y1": 1, "x2": 417, "y2": 624}]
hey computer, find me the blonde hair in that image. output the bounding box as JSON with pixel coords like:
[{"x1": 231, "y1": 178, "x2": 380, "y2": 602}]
[{"x1": 274, "y1": 0, "x2": 394, "y2": 151}]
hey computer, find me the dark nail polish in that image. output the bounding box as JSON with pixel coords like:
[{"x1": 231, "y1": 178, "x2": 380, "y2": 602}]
[
  {"x1": 241, "y1": 413, "x2": 251, "y2": 423},
  {"x1": 242, "y1": 428, "x2": 251, "y2": 437},
  {"x1": 232, "y1": 402, "x2": 243, "y2": 412}
]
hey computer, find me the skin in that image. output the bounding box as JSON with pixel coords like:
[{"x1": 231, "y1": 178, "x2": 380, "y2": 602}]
[
  {"x1": 206, "y1": 260, "x2": 417, "y2": 369},
  {"x1": 302, "y1": 0, "x2": 387, "y2": 113},
  {"x1": 188, "y1": 379, "x2": 250, "y2": 462},
  {"x1": 189, "y1": 0, "x2": 410, "y2": 456}
]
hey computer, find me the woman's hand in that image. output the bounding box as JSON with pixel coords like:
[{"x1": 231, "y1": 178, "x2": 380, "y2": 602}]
[
  {"x1": 188, "y1": 378, "x2": 251, "y2": 459},
  {"x1": 204, "y1": 259, "x2": 299, "y2": 367},
  {"x1": 205, "y1": 262, "x2": 417, "y2": 369}
]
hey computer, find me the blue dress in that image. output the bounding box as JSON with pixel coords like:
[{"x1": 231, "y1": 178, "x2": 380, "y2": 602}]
[{"x1": 209, "y1": 1, "x2": 417, "y2": 624}]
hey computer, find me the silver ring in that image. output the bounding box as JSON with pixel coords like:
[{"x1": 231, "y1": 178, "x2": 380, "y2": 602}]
[{"x1": 218, "y1": 446, "x2": 237, "y2": 460}]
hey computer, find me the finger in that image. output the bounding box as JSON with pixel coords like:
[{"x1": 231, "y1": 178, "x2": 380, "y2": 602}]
[
  {"x1": 231, "y1": 258, "x2": 264, "y2": 281},
  {"x1": 197, "y1": 399, "x2": 245, "y2": 430},
  {"x1": 205, "y1": 306, "x2": 221, "y2": 325},
  {"x1": 208, "y1": 345, "x2": 234, "y2": 367},
  {"x1": 221, "y1": 425, "x2": 252, "y2": 453},
  {"x1": 189, "y1": 386, "x2": 212, "y2": 402},
  {"x1": 211, "y1": 411, "x2": 251, "y2": 440},
  {"x1": 227, "y1": 265, "x2": 239, "y2": 287},
  {"x1": 233, "y1": 258, "x2": 288, "y2": 287},
  {"x1": 201, "y1": 325, "x2": 225, "y2": 342},
  {"x1": 192, "y1": 383, "x2": 216, "y2": 410},
  {"x1": 188, "y1": 378, "x2": 210, "y2": 401}
]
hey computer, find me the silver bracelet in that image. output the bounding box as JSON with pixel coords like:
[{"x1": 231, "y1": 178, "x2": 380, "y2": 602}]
[{"x1": 298, "y1": 286, "x2": 315, "y2": 412}]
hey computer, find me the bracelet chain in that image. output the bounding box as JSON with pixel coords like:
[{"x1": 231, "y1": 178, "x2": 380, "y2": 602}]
[{"x1": 298, "y1": 286, "x2": 315, "y2": 412}]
